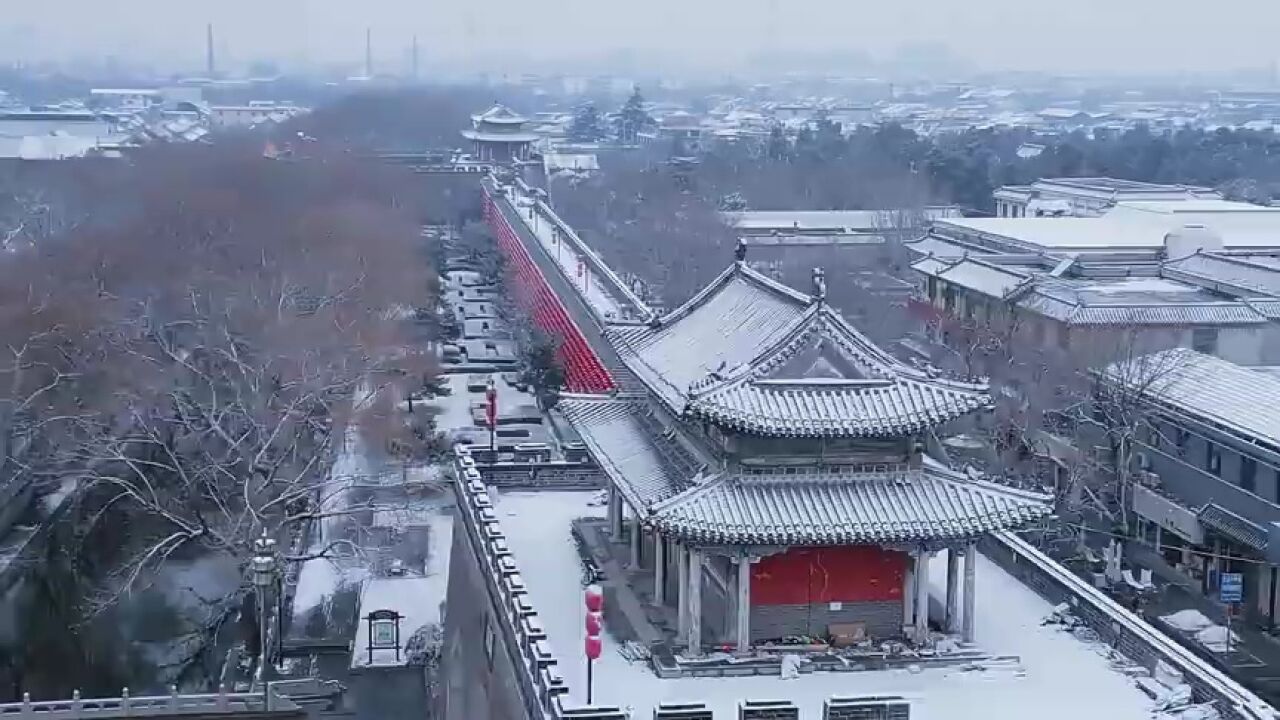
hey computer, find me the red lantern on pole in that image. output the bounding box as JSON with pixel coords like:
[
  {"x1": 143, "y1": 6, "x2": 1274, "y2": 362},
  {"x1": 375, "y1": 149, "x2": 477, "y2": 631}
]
[
  {"x1": 583, "y1": 585, "x2": 604, "y2": 703},
  {"x1": 584, "y1": 584, "x2": 603, "y2": 613}
]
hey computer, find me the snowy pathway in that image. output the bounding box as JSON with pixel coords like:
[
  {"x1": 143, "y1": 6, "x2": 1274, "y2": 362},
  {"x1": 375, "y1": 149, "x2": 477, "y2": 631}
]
[
  {"x1": 493, "y1": 490, "x2": 1156, "y2": 720},
  {"x1": 507, "y1": 187, "x2": 630, "y2": 322}
]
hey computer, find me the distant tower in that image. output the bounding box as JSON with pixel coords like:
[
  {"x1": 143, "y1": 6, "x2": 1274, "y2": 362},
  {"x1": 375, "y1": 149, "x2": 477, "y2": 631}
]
[
  {"x1": 411, "y1": 35, "x2": 420, "y2": 81},
  {"x1": 365, "y1": 27, "x2": 373, "y2": 78},
  {"x1": 206, "y1": 23, "x2": 215, "y2": 77}
]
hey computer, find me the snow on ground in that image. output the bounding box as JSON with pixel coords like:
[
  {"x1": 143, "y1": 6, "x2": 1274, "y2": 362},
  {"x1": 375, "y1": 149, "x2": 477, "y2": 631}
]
[
  {"x1": 351, "y1": 575, "x2": 445, "y2": 668},
  {"x1": 493, "y1": 490, "x2": 1156, "y2": 720}
]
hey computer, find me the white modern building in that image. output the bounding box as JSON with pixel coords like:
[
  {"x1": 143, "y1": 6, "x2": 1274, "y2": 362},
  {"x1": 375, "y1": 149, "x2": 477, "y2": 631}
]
[{"x1": 993, "y1": 178, "x2": 1222, "y2": 218}]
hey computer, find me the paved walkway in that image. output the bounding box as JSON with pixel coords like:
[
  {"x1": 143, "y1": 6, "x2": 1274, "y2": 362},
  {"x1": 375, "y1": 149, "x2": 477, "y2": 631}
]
[{"x1": 1122, "y1": 543, "x2": 1280, "y2": 704}]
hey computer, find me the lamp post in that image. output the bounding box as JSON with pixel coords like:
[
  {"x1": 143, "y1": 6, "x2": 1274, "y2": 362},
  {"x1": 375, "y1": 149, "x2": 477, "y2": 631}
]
[
  {"x1": 485, "y1": 379, "x2": 498, "y2": 463},
  {"x1": 251, "y1": 532, "x2": 278, "y2": 710}
]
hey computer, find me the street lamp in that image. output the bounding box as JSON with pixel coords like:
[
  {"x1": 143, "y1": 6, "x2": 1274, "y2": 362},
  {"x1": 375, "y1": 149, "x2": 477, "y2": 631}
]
[{"x1": 251, "y1": 532, "x2": 278, "y2": 709}]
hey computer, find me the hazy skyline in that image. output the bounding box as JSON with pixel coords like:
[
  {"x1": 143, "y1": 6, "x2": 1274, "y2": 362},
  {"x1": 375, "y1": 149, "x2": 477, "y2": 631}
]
[{"x1": 3, "y1": 0, "x2": 1279, "y2": 78}]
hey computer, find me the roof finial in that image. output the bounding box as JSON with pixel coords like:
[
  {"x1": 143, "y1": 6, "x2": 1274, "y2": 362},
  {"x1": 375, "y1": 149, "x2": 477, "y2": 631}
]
[
  {"x1": 812, "y1": 266, "x2": 826, "y2": 303},
  {"x1": 734, "y1": 238, "x2": 747, "y2": 263}
]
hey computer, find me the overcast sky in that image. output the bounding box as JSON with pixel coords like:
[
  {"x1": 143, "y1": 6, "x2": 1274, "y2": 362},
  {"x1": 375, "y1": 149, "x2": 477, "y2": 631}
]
[{"x1": 3, "y1": 0, "x2": 1279, "y2": 77}]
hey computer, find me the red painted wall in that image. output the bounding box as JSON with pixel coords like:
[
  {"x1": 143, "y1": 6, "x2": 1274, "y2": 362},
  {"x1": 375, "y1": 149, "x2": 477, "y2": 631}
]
[
  {"x1": 483, "y1": 190, "x2": 615, "y2": 394},
  {"x1": 751, "y1": 546, "x2": 906, "y2": 606}
]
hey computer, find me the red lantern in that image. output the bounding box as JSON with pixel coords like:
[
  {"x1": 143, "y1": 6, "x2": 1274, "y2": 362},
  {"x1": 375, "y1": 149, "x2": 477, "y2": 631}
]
[
  {"x1": 584, "y1": 584, "x2": 603, "y2": 613},
  {"x1": 585, "y1": 611, "x2": 602, "y2": 636},
  {"x1": 484, "y1": 382, "x2": 497, "y2": 430},
  {"x1": 584, "y1": 635, "x2": 602, "y2": 660}
]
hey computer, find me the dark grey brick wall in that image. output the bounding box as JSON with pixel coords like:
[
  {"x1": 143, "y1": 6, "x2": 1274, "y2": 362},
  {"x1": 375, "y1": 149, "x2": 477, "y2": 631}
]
[
  {"x1": 441, "y1": 510, "x2": 536, "y2": 720},
  {"x1": 751, "y1": 600, "x2": 903, "y2": 642}
]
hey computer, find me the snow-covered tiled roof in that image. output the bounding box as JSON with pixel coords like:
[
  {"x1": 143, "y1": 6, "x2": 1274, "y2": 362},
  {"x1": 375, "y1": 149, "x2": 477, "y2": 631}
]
[
  {"x1": 683, "y1": 310, "x2": 990, "y2": 437},
  {"x1": 1163, "y1": 251, "x2": 1280, "y2": 297},
  {"x1": 607, "y1": 263, "x2": 811, "y2": 410},
  {"x1": 558, "y1": 396, "x2": 705, "y2": 509},
  {"x1": 649, "y1": 463, "x2": 1052, "y2": 545},
  {"x1": 1099, "y1": 348, "x2": 1280, "y2": 446},
  {"x1": 608, "y1": 262, "x2": 990, "y2": 437}
]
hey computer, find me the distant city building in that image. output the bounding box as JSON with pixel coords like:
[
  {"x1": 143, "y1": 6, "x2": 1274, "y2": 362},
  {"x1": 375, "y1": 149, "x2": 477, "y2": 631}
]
[
  {"x1": 1097, "y1": 349, "x2": 1280, "y2": 626},
  {"x1": 209, "y1": 102, "x2": 305, "y2": 129},
  {"x1": 993, "y1": 178, "x2": 1222, "y2": 218},
  {"x1": 908, "y1": 198, "x2": 1280, "y2": 366},
  {"x1": 461, "y1": 104, "x2": 538, "y2": 163}
]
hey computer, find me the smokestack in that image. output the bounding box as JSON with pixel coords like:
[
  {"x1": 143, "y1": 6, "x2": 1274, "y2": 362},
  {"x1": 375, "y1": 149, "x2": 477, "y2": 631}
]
[
  {"x1": 411, "y1": 35, "x2": 420, "y2": 81},
  {"x1": 365, "y1": 27, "x2": 373, "y2": 78},
  {"x1": 206, "y1": 23, "x2": 215, "y2": 77}
]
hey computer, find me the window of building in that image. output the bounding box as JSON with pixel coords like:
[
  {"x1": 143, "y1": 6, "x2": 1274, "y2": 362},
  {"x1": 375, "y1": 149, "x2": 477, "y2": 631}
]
[
  {"x1": 1206, "y1": 442, "x2": 1222, "y2": 476},
  {"x1": 926, "y1": 276, "x2": 938, "y2": 301},
  {"x1": 943, "y1": 285, "x2": 956, "y2": 313},
  {"x1": 1241, "y1": 457, "x2": 1257, "y2": 493},
  {"x1": 1192, "y1": 328, "x2": 1218, "y2": 356}
]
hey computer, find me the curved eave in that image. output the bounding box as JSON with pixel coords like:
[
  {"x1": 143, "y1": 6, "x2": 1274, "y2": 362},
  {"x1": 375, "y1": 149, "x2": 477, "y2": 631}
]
[
  {"x1": 684, "y1": 392, "x2": 991, "y2": 438},
  {"x1": 462, "y1": 130, "x2": 540, "y2": 143},
  {"x1": 653, "y1": 504, "x2": 1052, "y2": 546}
]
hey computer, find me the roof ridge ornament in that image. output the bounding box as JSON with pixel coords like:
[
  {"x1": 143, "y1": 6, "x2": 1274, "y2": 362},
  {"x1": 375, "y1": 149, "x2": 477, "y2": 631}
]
[
  {"x1": 812, "y1": 266, "x2": 827, "y2": 304},
  {"x1": 735, "y1": 238, "x2": 747, "y2": 263}
]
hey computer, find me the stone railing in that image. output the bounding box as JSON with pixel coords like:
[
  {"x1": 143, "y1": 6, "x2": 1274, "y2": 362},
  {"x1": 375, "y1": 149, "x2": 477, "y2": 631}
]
[
  {"x1": 984, "y1": 531, "x2": 1277, "y2": 720},
  {"x1": 0, "y1": 686, "x2": 300, "y2": 720}
]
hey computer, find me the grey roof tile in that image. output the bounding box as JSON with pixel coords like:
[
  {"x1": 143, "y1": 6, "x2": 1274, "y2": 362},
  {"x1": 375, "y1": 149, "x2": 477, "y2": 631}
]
[{"x1": 650, "y1": 464, "x2": 1052, "y2": 545}]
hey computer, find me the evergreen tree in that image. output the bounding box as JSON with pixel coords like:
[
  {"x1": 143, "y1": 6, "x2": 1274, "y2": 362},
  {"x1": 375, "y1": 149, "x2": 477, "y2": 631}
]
[
  {"x1": 615, "y1": 87, "x2": 654, "y2": 144},
  {"x1": 569, "y1": 103, "x2": 605, "y2": 142}
]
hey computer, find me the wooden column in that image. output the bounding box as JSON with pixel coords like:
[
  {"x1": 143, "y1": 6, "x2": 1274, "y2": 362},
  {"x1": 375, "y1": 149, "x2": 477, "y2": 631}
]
[
  {"x1": 686, "y1": 547, "x2": 703, "y2": 656},
  {"x1": 676, "y1": 542, "x2": 689, "y2": 637},
  {"x1": 963, "y1": 542, "x2": 977, "y2": 643},
  {"x1": 902, "y1": 553, "x2": 916, "y2": 628},
  {"x1": 914, "y1": 550, "x2": 930, "y2": 642},
  {"x1": 735, "y1": 556, "x2": 752, "y2": 652},
  {"x1": 607, "y1": 484, "x2": 623, "y2": 539},
  {"x1": 946, "y1": 548, "x2": 961, "y2": 633},
  {"x1": 629, "y1": 514, "x2": 642, "y2": 569},
  {"x1": 653, "y1": 533, "x2": 667, "y2": 605}
]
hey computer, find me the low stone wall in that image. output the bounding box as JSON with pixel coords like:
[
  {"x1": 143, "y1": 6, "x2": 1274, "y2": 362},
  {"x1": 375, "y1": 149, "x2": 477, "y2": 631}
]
[{"x1": 982, "y1": 531, "x2": 1276, "y2": 720}]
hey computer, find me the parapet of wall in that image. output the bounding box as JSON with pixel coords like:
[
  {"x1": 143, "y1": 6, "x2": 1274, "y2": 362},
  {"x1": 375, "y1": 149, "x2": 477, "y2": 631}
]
[
  {"x1": 449, "y1": 446, "x2": 628, "y2": 720},
  {"x1": 510, "y1": 178, "x2": 650, "y2": 322},
  {"x1": 982, "y1": 531, "x2": 1275, "y2": 720}
]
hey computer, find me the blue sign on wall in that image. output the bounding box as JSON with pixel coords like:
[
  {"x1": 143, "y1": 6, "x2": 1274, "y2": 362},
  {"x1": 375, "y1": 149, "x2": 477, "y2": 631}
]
[{"x1": 1220, "y1": 572, "x2": 1244, "y2": 604}]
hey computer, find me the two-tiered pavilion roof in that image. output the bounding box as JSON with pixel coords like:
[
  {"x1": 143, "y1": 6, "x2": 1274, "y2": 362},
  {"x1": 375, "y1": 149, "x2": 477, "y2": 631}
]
[{"x1": 560, "y1": 260, "x2": 1051, "y2": 546}]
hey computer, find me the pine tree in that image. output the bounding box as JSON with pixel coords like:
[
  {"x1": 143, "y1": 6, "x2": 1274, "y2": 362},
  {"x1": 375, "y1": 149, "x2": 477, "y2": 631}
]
[
  {"x1": 570, "y1": 103, "x2": 605, "y2": 142},
  {"x1": 615, "y1": 87, "x2": 654, "y2": 144}
]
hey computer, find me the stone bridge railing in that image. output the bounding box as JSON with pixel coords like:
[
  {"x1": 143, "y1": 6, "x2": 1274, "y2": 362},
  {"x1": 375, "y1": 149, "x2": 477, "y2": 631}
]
[{"x1": 0, "y1": 686, "x2": 301, "y2": 720}]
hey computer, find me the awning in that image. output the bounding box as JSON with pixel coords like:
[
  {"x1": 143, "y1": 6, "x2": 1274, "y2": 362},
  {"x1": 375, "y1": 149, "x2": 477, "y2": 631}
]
[{"x1": 1198, "y1": 503, "x2": 1268, "y2": 552}]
